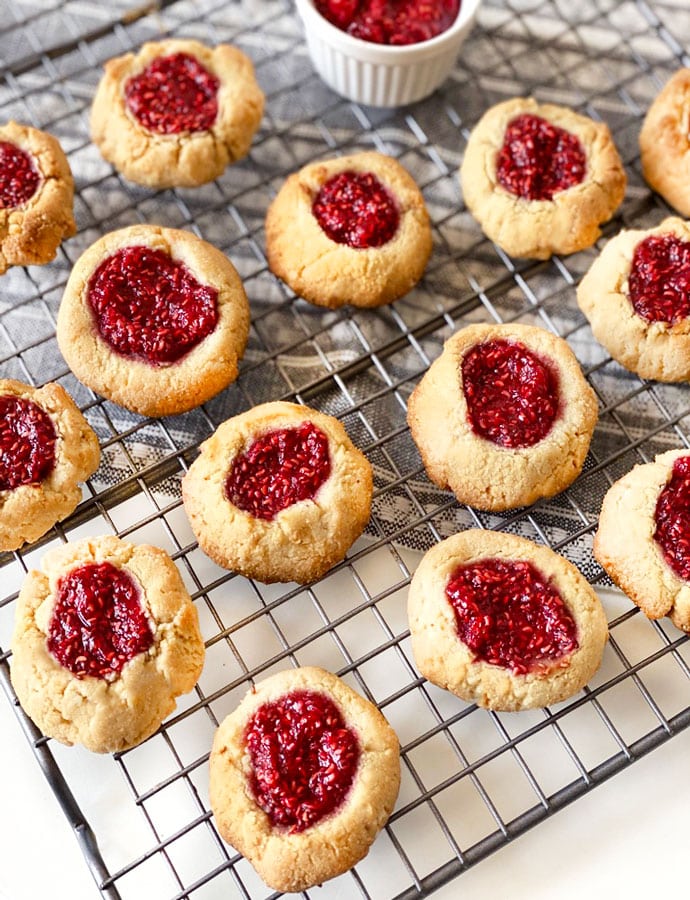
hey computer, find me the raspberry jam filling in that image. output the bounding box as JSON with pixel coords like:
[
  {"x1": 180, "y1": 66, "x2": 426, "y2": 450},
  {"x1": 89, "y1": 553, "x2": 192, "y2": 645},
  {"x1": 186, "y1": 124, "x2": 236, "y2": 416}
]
[
  {"x1": 124, "y1": 52, "x2": 219, "y2": 134},
  {"x1": 0, "y1": 140, "x2": 41, "y2": 209},
  {"x1": 446, "y1": 558, "x2": 579, "y2": 675},
  {"x1": 47, "y1": 561, "x2": 154, "y2": 680},
  {"x1": 461, "y1": 339, "x2": 560, "y2": 448},
  {"x1": 87, "y1": 245, "x2": 219, "y2": 366},
  {"x1": 312, "y1": 170, "x2": 400, "y2": 249},
  {"x1": 496, "y1": 113, "x2": 587, "y2": 201},
  {"x1": 245, "y1": 689, "x2": 360, "y2": 832},
  {"x1": 314, "y1": 0, "x2": 460, "y2": 45},
  {"x1": 654, "y1": 455, "x2": 690, "y2": 581},
  {"x1": 0, "y1": 395, "x2": 57, "y2": 491},
  {"x1": 225, "y1": 422, "x2": 331, "y2": 520},
  {"x1": 628, "y1": 234, "x2": 690, "y2": 326}
]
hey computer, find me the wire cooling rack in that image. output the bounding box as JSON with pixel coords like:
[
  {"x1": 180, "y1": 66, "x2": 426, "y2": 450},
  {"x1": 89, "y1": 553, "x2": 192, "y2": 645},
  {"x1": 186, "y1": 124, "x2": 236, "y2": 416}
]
[{"x1": 2, "y1": 0, "x2": 690, "y2": 897}]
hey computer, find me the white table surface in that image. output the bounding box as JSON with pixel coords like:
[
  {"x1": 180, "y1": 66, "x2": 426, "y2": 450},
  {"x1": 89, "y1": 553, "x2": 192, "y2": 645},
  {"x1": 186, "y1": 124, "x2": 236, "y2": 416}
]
[{"x1": 1, "y1": 688, "x2": 687, "y2": 900}]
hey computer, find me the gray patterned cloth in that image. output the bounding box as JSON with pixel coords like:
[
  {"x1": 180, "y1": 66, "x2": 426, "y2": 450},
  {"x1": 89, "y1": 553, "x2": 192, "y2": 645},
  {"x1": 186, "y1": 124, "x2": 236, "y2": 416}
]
[{"x1": 1, "y1": 0, "x2": 689, "y2": 579}]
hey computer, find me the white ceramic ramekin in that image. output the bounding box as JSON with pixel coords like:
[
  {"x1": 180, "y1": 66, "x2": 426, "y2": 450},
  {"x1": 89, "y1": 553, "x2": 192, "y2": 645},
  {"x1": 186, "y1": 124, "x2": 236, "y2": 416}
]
[{"x1": 294, "y1": 0, "x2": 483, "y2": 108}]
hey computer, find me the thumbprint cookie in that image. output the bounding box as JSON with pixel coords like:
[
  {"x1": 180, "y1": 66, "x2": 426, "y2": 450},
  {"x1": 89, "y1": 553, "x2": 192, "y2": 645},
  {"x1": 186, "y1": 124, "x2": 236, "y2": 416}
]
[
  {"x1": 91, "y1": 38, "x2": 264, "y2": 188},
  {"x1": 10, "y1": 535, "x2": 205, "y2": 753},
  {"x1": 408, "y1": 530, "x2": 608, "y2": 710},
  {"x1": 578, "y1": 216, "x2": 690, "y2": 382},
  {"x1": 182, "y1": 401, "x2": 373, "y2": 583},
  {"x1": 461, "y1": 98, "x2": 626, "y2": 259},
  {"x1": 56, "y1": 224, "x2": 250, "y2": 417},
  {"x1": 595, "y1": 448, "x2": 690, "y2": 632},
  {"x1": 265, "y1": 150, "x2": 432, "y2": 308},
  {"x1": 209, "y1": 665, "x2": 400, "y2": 892},
  {"x1": 407, "y1": 322, "x2": 598, "y2": 511},
  {"x1": 0, "y1": 121, "x2": 76, "y2": 273},
  {"x1": 640, "y1": 69, "x2": 690, "y2": 217},
  {"x1": 0, "y1": 379, "x2": 100, "y2": 551}
]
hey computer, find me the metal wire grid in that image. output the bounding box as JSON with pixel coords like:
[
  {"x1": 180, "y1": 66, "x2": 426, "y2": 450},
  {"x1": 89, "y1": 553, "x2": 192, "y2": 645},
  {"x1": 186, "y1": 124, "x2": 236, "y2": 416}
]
[{"x1": 1, "y1": 0, "x2": 690, "y2": 897}]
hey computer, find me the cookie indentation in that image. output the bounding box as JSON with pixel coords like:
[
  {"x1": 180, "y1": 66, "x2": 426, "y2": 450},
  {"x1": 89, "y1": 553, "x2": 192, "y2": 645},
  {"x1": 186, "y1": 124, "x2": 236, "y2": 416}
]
[
  {"x1": 47, "y1": 561, "x2": 154, "y2": 680},
  {"x1": 0, "y1": 140, "x2": 41, "y2": 209},
  {"x1": 225, "y1": 422, "x2": 331, "y2": 520},
  {"x1": 312, "y1": 170, "x2": 399, "y2": 249},
  {"x1": 246, "y1": 689, "x2": 360, "y2": 832},
  {"x1": 0, "y1": 395, "x2": 57, "y2": 491},
  {"x1": 446, "y1": 557, "x2": 579, "y2": 674},
  {"x1": 461, "y1": 339, "x2": 560, "y2": 448},
  {"x1": 87, "y1": 245, "x2": 219, "y2": 366},
  {"x1": 314, "y1": 0, "x2": 459, "y2": 45},
  {"x1": 124, "y1": 52, "x2": 219, "y2": 134},
  {"x1": 654, "y1": 454, "x2": 690, "y2": 581},
  {"x1": 497, "y1": 113, "x2": 587, "y2": 201},
  {"x1": 629, "y1": 233, "x2": 690, "y2": 325}
]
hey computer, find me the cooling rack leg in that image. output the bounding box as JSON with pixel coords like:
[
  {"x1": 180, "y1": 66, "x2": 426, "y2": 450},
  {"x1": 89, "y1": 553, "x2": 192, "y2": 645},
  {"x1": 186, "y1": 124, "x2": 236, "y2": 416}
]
[{"x1": 0, "y1": 658, "x2": 120, "y2": 900}]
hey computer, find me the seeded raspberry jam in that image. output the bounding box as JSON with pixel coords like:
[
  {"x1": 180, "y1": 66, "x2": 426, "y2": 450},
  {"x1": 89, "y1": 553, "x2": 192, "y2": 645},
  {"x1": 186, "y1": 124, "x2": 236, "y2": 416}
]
[
  {"x1": 461, "y1": 339, "x2": 560, "y2": 448},
  {"x1": 47, "y1": 562, "x2": 154, "y2": 680},
  {"x1": 0, "y1": 395, "x2": 57, "y2": 491},
  {"x1": 0, "y1": 141, "x2": 40, "y2": 209},
  {"x1": 628, "y1": 234, "x2": 690, "y2": 325},
  {"x1": 87, "y1": 245, "x2": 218, "y2": 366},
  {"x1": 314, "y1": 0, "x2": 460, "y2": 45},
  {"x1": 245, "y1": 689, "x2": 360, "y2": 831},
  {"x1": 654, "y1": 455, "x2": 690, "y2": 581},
  {"x1": 446, "y1": 558, "x2": 579, "y2": 674},
  {"x1": 496, "y1": 114, "x2": 587, "y2": 202},
  {"x1": 225, "y1": 422, "x2": 331, "y2": 520},
  {"x1": 124, "y1": 52, "x2": 219, "y2": 134},
  {"x1": 312, "y1": 171, "x2": 400, "y2": 249}
]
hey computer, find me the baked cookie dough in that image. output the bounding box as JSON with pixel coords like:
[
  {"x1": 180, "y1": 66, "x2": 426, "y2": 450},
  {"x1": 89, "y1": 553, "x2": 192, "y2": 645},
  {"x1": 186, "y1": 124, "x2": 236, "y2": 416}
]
[
  {"x1": 577, "y1": 216, "x2": 690, "y2": 382},
  {"x1": 640, "y1": 69, "x2": 690, "y2": 216},
  {"x1": 460, "y1": 97, "x2": 626, "y2": 259},
  {"x1": 56, "y1": 224, "x2": 250, "y2": 417},
  {"x1": 594, "y1": 448, "x2": 690, "y2": 632},
  {"x1": 407, "y1": 322, "x2": 598, "y2": 511},
  {"x1": 10, "y1": 535, "x2": 205, "y2": 753},
  {"x1": 408, "y1": 530, "x2": 608, "y2": 711},
  {"x1": 91, "y1": 38, "x2": 264, "y2": 188},
  {"x1": 0, "y1": 121, "x2": 76, "y2": 274},
  {"x1": 182, "y1": 401, "x2": 373, "y2": 583},
  {"x1": 0, "y1": 379, "x2": 100, "y2": 551},
  {"x1": 265, "y1": 150, "x2": 432, "y2": 308},
  {"x1": 209, "y1": 665, "x2": 400, "y2": 892}
]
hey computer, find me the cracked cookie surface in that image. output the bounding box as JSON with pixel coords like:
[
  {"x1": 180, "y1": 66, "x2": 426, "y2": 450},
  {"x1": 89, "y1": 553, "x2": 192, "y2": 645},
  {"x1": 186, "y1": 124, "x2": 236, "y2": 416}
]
[
  {"x1": 407, "y1": 322, "x2": 598, "y2": 511},
  {"x1": 640, "y1": 69, "x2": 690, "y2": 216},
  {"x1": 56, "y1": 224, "x2": 250, "y2": 417},
  {"x1": 0, "y1": 121, "x2": 76, "y2": 274},
  {"x1": 460, "y1": 97, "x2": 626, "y2": 259},
  {"x1": 0, "y1": 379, "x2": 100, "y2": 551},
  {"x1": 10, "y1": 535, "x2": 205, "y2": 753},
  {"x1": 182, "y1": 401, "x2": 373, "y2": 583},
  {"x1": 408, "y1": 530, "x2": 608, "y2": 710},
  {"x1": 577, "y1": 216, "x2": 690, "y2": 382},
  {"x1": 265, "y1": 151, "x2": 432, "y2": 308},
  {"x1": 595, "y1": 448, "x2": 690, "y2": 632},
  {"x1": 209, "y1": 665, "x2": 400, "y2": 892},
  {"x1": 91, "y1": 38, "x2": 264, "y2": 188}
]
